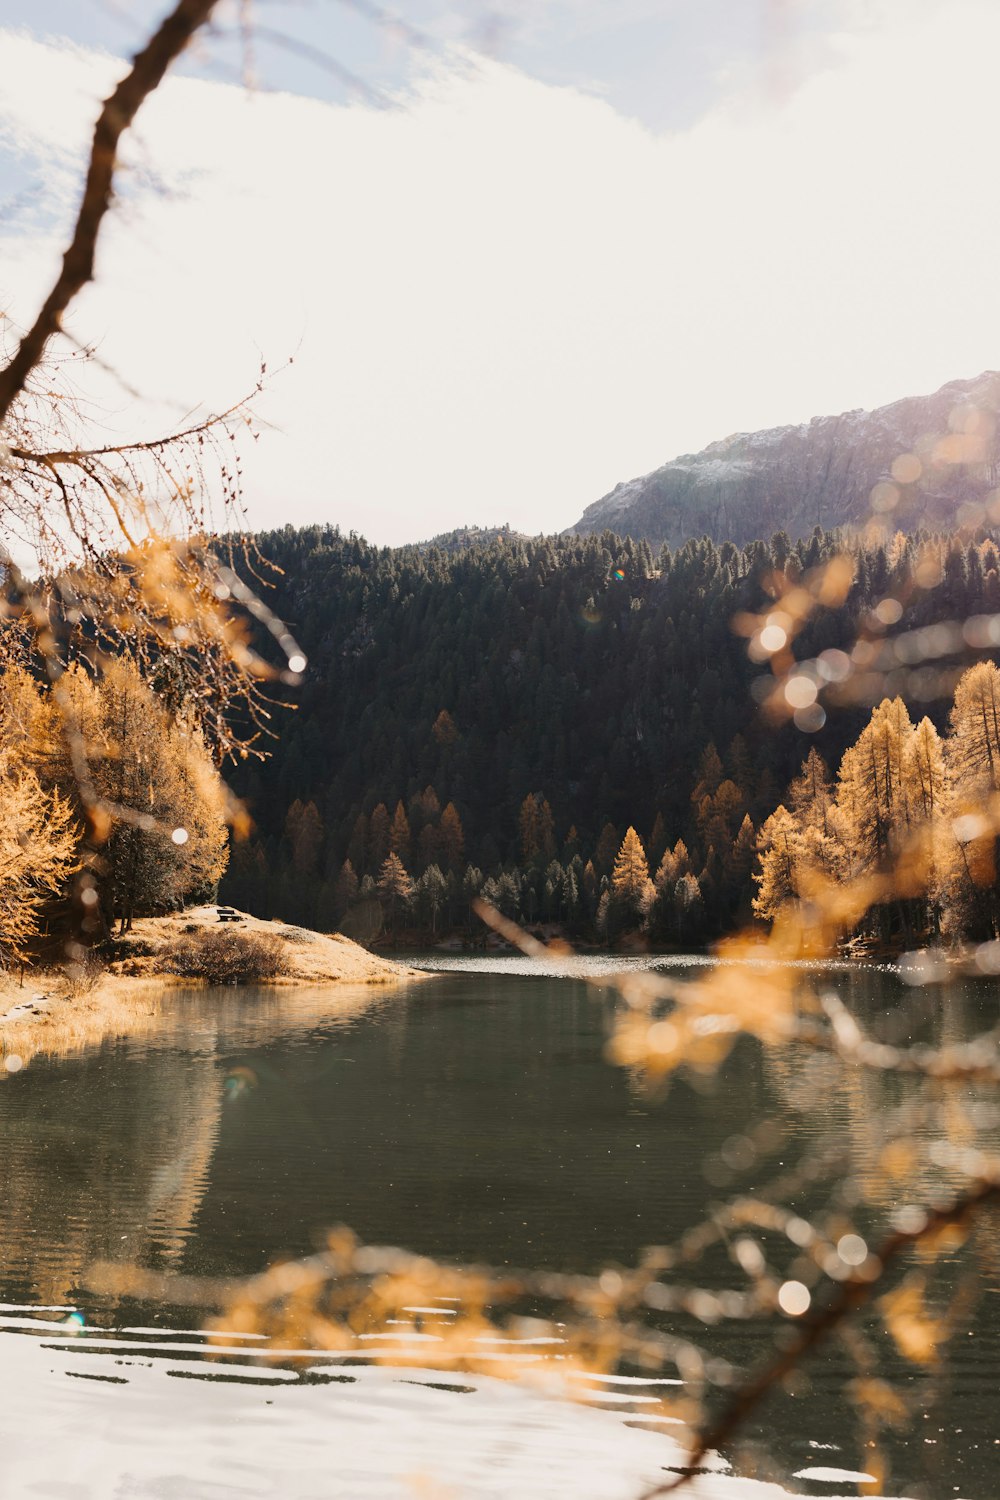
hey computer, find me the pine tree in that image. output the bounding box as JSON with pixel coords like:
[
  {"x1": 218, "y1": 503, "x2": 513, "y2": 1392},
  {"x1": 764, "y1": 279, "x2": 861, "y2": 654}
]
[
  {"x1": 835, "y1": 697, "x2": 915, "y2": 874},
  {"x1": 691, "y1": 743, "x2": 724, "y2": 803},
  {"x1": 57, "y1": 661, "x2": 228, "y2": 931},
  {"x1": 389, "y1": 800, "x2": 412, "y2": 862},
  {"x1": 432, "y1": 709, "x2": 458, "y2": 745},
  {"x1": 752, "y1": 805, "x2": 801, "y2": 920},
  {"x1": 648, "y1": 811, "x2": 667, "y2": 869},
  {"x1": 941, "y1": 664, "x2": 1000, "y2": 937},
  {"x1": 537, "y1": 798, "x2": 557, "y2": 860},
  {"x1": 439, "y1": 802, "x2": 465, "y2": 871},
  {"x1": 368, "y1": 803, "x2": 391, "y2": 875},
  {"x1": 519, "y1": 794, "x2": 542, "y2": 865},
  {"x1": 608, "y1": 827, "x2": 654, "y2": 934},
  {"x1": 418, "y1": 821, "x2": 441, "y2": 870},
  {"x1": 729, "y1": 813, "x2": 756, "y2": 917},
  {"x1": 593, "y1": 821, "x2": 620, "y2": 877},
  {"x1": 949, "y1": 661, "x2": 1000, "y2": 795},
  {"x1": 414, "y1": 864, "x2": 447, "y2": 934},
  {"x1": 333, "y1": 859, "x2": 359, "y2": 922},
  {"x1": 788, "y1": 748, "x2": 834, "y2": 838},
  {"x1": 288, "y1": 801, "x2": 323, "y2": 878},
  {"x1": 562, "y1": 825, "x2": 581, "y2": 862},
  {"x1": 377, "y1": 851, "x2": 413, "y2": 935},
  {"x1": 674, "y1": 872, "x2": 705, "y2": 942},
  {"x1": 346, "y1": 812, "x2": 368, "y2": 874}
]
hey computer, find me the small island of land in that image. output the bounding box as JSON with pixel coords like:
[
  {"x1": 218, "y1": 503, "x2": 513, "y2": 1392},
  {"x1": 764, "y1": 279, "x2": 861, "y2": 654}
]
[{"x1": 0, "y1": 906, "x2": 420, "y2": 1067}]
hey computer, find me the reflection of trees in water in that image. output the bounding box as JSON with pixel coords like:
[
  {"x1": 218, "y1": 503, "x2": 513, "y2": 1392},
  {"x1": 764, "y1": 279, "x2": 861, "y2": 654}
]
[
  {"x1": 0, "y1": 1042, "x2": 222, "y2": 1304},
  {"x1": 0, "y1": 985, "x2": 403, "y2": 1305},
  {"x1": 759, "y1": 976, "x2": 1000, "y2": 1208}
]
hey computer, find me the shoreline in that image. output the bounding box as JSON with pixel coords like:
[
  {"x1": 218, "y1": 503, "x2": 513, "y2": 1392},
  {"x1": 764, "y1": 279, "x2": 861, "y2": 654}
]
[{"x1": 0, "y1": 906, "x2": 422, "y2": 1067}]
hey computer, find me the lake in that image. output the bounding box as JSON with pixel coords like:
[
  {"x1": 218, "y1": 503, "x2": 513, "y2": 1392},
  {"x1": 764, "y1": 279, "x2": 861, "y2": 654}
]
[{"x1": 0, "y1": 957, "x2": 997, "y2": 1499}]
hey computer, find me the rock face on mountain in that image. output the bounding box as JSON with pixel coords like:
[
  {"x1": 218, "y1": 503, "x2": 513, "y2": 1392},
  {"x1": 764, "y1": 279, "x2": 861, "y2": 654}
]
[{"x1": 569, "y1": 372, "x2": 1000, "y2": 547}]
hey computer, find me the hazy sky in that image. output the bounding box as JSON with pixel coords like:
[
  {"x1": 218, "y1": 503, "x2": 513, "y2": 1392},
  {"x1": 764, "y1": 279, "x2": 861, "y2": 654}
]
[{"x1": 3, "y1": 0, "x2": 1000, "y2": 545}]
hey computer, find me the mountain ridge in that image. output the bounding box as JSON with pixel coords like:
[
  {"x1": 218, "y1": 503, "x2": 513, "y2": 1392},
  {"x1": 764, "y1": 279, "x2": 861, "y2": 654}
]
[{"x1": 568, "y1": 371, "x2": 1000, "y2": 547}]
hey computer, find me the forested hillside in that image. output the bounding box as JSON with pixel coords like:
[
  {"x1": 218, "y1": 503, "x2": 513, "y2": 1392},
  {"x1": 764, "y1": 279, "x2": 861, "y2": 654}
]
[{"x1": 222, "y1": 524, "x2": 1000, "y2": 943}]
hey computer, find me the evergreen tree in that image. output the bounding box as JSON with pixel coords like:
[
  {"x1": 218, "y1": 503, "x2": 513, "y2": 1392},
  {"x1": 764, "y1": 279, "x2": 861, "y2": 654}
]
[
  {"x1": 333, "y1": 859, "x2": 359, "y2": 922},
  {"x1": 369, "y1": 803, "x2": 391, "y2": 875},
  {"x1": 608, "y1": 827, "x2": 654, "y2": 935},
  {"x1": 377, "y1": 851, "x2": 413, "y2": 935},
  {"x1": 439, "y1": 802, "x2": 465, "y2": 871},
  {"x1": 414, "y1": 864, "x2": 448, "y2": 934},
  {"x1": 389, "y1": 800, "x2": 412, "y2": 862}
]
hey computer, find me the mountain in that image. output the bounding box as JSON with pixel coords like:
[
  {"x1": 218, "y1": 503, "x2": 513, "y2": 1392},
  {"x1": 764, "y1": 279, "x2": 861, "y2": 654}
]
[{"x1": 568, "y1": 372, "x2": 1000, "y2": 547}]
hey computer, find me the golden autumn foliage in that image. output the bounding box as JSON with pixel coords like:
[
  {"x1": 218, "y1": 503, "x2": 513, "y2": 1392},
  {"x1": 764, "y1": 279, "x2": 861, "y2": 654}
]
[
  {"x1": 599, "y1": 826, "x2": 655, "y2": 938},
  {"x1": 0, "y1": 661, "x2": 229, "y2": 952},
  {"x1": 754, "y1": 662, "x2": 1000, "y2": 943},
  {"x1": 0, "y1": 749, "x2": 79, "y2": 964}
]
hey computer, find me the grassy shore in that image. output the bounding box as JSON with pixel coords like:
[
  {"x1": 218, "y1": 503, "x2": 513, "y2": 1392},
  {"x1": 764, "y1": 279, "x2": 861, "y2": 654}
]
[{"x1": 0, "y1": 906, "x2": 421, "y2": 1067}]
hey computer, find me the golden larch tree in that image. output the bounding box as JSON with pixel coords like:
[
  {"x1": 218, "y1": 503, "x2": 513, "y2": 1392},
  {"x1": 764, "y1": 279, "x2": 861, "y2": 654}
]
[{"x1": 0, "y1": 752, "x2": 79, "y2": 965}]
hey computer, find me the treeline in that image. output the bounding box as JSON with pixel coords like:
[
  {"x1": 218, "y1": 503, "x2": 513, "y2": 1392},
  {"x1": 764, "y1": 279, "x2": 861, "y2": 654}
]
[
  {"x1": 0, "y1": 661, "x2": 228, "y2": 962},
  {"x1": 220, "y1": 522, "x2": 1000, "y2": 944}
]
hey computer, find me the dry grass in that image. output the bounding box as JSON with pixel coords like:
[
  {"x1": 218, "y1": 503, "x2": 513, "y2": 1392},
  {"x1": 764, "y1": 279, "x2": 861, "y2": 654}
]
[
  {"x1": 164, "y1": 926, "x2": 289, "y2": 984},
  {"x1": 0, "y1": 972, "x2": 180, "y2": 1067}
]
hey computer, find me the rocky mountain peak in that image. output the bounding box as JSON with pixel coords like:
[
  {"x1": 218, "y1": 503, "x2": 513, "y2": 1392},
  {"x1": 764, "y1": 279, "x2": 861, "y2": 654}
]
[{"x1": 568, "y1": 371, "x2": 1000, "y2": 547}]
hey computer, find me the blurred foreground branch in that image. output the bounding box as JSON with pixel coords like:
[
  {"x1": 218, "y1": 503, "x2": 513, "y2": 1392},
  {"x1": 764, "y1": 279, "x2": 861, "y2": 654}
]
[{"x1": 0, "y1": 0, "x2": 222, "y2": 425}]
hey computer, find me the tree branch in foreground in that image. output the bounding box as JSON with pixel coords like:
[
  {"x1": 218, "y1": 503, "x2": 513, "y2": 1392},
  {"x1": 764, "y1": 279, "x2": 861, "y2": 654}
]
[
  {"x1": 0, "y1": 0, "x2": 222, "y2": 426},
  {"x1": 642, "y1": 1177, "x2": 1000, "y2": 1496}
]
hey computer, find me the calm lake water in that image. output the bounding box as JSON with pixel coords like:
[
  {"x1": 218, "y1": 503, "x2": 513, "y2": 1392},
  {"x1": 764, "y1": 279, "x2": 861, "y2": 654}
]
[{"x1": 0, "y1": 957, "x2": 998, "y2": 1499}]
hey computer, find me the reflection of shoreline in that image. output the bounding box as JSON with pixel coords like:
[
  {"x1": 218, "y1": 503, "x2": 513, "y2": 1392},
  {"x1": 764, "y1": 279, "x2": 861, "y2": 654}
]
[{"x1": 0, "y1": 975, "x2": 414, "y2": 1069}]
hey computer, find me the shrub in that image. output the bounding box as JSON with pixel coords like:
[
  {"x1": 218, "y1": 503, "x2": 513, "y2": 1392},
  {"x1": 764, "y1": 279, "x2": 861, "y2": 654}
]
[
  {"x1": 63, "y1": 951, "x2": 105, "y2": 996},
  {"x1": 164, "y1": 928, "x2": 287, "y2": 985},
  {"x1": 98, "y1": 934, "x2": 159, "y2": 962}
]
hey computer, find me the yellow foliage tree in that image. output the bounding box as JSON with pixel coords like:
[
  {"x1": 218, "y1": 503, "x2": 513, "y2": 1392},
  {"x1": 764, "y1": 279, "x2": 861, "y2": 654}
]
[
  {"x1": 607, "y1": 827, "x2": 654, "y2": 933},
  {"x1": 0, "y1": 750, "x2": 79, "y2": 966},
  {"x1": 752, "y1": 805, "x2": 801, "y2": 921},
  {"x1": 55, "y1": 661, "x2": 229, "y2": 932},
  {"x1": 949, "y1": 660, "x2": 1000, "y2": 795},
  {"x1": 836, "y1": 697, "x2": 916, "y2": 873},
  {"x1": 937, "y1": 662, "x2": 1000, "y2": 935}
]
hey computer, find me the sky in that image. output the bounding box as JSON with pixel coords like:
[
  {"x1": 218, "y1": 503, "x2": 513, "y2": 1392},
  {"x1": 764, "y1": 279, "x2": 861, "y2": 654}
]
[{"x1": 3, "y1": 0, "x2": 1000, "y2": 546}]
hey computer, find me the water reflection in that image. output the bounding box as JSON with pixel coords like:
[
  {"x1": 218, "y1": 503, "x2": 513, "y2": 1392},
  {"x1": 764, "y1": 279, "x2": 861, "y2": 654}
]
[
  {"x1": 0, "y1": 1044, "x2": 221, "y2": 1303},
  {"x1": 0, "y1": 984, "x2": 399, "y2": 1304},
  {"x1": 0, "y1": 965, "x2": 997, "y2": 1497}
]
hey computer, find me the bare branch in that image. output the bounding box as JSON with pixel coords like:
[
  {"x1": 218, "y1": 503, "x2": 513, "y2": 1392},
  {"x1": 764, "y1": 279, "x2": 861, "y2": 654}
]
[{"x1": 0, "y1": 0, "x2": 222, "y2": 426}]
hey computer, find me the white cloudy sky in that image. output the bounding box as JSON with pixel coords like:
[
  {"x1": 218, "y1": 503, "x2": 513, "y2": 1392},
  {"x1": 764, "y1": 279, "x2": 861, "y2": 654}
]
[{"x1": 3, "y1": 0, "x2": 1000, "y2": 545}]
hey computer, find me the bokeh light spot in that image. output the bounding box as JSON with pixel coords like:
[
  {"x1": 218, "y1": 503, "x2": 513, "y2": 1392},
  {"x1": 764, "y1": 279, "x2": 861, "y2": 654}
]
[
  {"x1": 837, "y1": 1233, "x2": 868, "y2": 1267},
  {"x1": 759, "y1": 624, "x2": 787, "y2": 653},
  {"x1": 778, "y1": 1280, "x2": 811, "y2": 1316},
  {"x1": 784, "y1": 675, "x2": 818, "y2": 709}
]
